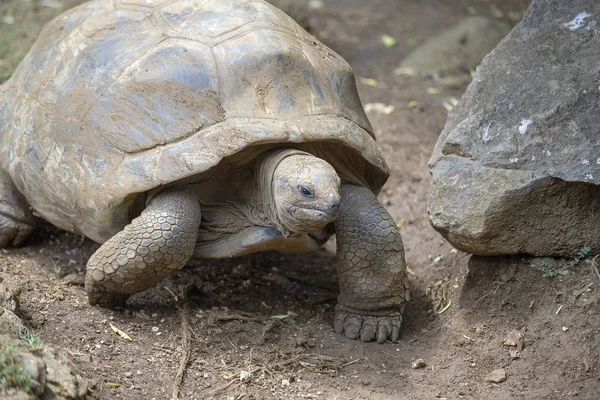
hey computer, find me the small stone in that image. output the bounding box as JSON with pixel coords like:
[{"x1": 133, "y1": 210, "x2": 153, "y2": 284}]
[
  {"x1": 151, "y1": 326, "x2": 159, "y2": 332},
  {"x1": 503, "y1": 330, "x2": 522, "y2": 346},
  {"x1": 562, "y1": 326, "x2": 569, "y2": 332},
  {"x1": 239, "y1": 370, "x2": 251, "y2": 381},
  {"x1": 509, "y1": 349, "x2": 521, "y2": 359},
  {"x1": 411, "y1": 358, "x2": 426, "y2": 369},
  {"x1": 61, "y1": 274, "x2": 85, "y2": 286},
  {"x1": 484, "y1": 368, "x2": 507, "y2": 383},
  {"x1": 281, "y1": 379, "x2": 290, "y2": 386}
]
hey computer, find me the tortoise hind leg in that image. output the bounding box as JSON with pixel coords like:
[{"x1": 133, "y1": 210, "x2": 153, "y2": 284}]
[
  {"x1": 333, "y1": 184, "x2": 409, "y2": 343},
  {"x1": 0, "y1": 169, "x2": 36, "y2": 248},
  {"x1": 85, "y1": 187, "x2": 201, "y2": 307}
]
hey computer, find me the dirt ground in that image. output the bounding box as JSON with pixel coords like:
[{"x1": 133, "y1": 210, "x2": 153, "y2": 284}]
[{"x1": 2, "y1": 0, "x2": 600, "y2": 399}]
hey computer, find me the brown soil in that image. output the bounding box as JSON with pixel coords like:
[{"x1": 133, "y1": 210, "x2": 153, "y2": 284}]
[{"x1": 2, "y1": 0, "x2": 600, "y2": 399}]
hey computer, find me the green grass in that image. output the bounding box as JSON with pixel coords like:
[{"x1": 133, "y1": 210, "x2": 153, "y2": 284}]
[
  {"x1": 530, "y1": 245, "x2": 592, "y2": 278},
  {"x1": 0, "y1": 337, "x2": 35, "y2": 394},
  {"x1": 0, "y1": 324, "x2": 43, "y2": 394}
]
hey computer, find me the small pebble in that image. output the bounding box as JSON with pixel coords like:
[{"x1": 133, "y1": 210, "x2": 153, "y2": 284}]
[
  {"x1": 411, "y1": 358, "x2": 426, "y2": 369},
  {"x1": 151, "y1": 327, "x2": 159, "y2": 332},
  {"x1": 281, "y1": 379, "x2": 290, "y2": 387},
  {"x1": 484, "y1": 368, "x2": 507, "y2": 383}
]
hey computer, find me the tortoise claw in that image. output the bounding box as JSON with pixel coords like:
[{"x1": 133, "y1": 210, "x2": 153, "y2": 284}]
[{"x1": 334, "y1": 305, "x2": 403, "y2": 343}]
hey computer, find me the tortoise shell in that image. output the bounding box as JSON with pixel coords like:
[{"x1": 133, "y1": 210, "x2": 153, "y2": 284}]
[{"x1": 0, "y1": 0, "x2": 388, "y2": 242}]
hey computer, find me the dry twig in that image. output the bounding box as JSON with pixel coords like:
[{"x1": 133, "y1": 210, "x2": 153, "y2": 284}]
[
  {"x1": 590, "y1": 255, "x2": 600, "y2": 281},
  {"x1": 172, "y1": 291, "x2": 192, "y2": 400}
]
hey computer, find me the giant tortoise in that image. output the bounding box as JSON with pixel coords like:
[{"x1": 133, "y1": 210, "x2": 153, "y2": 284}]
[{"x1": 0, "y1": 0, "x2": 408, "y2": 343}]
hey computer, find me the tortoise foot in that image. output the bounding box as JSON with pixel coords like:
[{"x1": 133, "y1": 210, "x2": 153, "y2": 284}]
[
  {"x1": 87, "y1": 291, "x2": 130, "y2": 309},
  {"x1": 0, "y1": 211, "x2": 35, "y2": 248},
  {"x1": 334, "y1": 305, "x2": 402, "y2": 343},
  {"x1": 0, "y1": 171, "x2": 35, "y2": 248}
]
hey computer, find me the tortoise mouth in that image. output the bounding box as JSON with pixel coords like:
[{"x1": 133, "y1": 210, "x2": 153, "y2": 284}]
[{"x1": 287, "y1": 205, "x2": 338, "y2": 232}]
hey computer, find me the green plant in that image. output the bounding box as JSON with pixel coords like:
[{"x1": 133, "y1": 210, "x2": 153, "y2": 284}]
[
  {"x1": 530, "y1": 246, "x2": 592, "y2": 278},
  {"x1": 15, "y1": 326, "x2": 42, "y2": 351},
  {"x1": 51, "y1": 259, "x2": 64, "y2": 278},
  {"x1": 0, "y1": 336, "x2": 35, "y2": 394}
]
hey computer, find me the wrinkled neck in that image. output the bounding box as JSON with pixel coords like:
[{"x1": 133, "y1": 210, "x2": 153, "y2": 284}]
[{"x1": 257, "y1": 149, "x2": 310, "y2": 237}]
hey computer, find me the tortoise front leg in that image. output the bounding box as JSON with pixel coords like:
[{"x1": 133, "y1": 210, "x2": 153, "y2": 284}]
[
  {"x1": 0, "y1": 169, "x2": 36, "y2": 248},
  {"x1": 333, "y1": 184, "x2": 409, "y2": 343},
  {"x1": 85, "y1": 187, "x2": 201, "y2": 307}
]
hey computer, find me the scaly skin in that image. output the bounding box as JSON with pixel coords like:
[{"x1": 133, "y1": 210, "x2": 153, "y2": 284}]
[
  {"x1": 85, "y1": 187, "x2": 201, "y2": 307},
  {"x1": 334, "y1": 184, "x2": 409, "y2": 343},
  {"x1": 0, "y1": 169, "x2": 36, "y2": 248}
]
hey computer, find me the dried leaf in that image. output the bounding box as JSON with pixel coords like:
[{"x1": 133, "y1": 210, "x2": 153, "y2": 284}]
[
  {"x1": 438, "y1": 300, "x2": 452, "y2": 314},
  {"x1": 364, "y1": 102, "x2": 395, "y2": 115},
  {"x1": 381, "y1": 34, "x2": 397, "y2": 48},
  {"x1": 359, "y1": 77, "x2": 378, "y2": 87},
  {"x1": 308, "y1": 0, "x2": 323, "y2": 9},
  {"x1": 109, "y1": 321, "x2": 132, "y2": 341},
  {"x1": 394, "y1": 66, "x2": 416, "y2": 77},
  {"x1": 490, "y1": 4, "x2": 504, "y2": 18}
]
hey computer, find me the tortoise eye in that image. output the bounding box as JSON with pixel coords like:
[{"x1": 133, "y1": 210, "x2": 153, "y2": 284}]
[{"x1": 298, "y1": 185, "x2": 314, "y2": 198}]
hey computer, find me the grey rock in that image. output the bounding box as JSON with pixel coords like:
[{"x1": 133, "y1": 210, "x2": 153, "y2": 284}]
[
  {"x1": 0, "y1": 335, "x2": 87, "y2": 399},
  {"x1": 0, "y1": 273, "x2": 21, "y2": 313},
  {"x1": 15, "y1": 353, "x2": 46, "y2": 397},
  {"x1": 42, "y1": 347, "x2": 88, "y2": 399},
  {"x1": 3, "y1": 391, "x2": 33, "y2": 400},
  {"x1": 399, "y1": 16, "x2": 511, "y2": 74},
  {"x1": 429, "y1": 0, "x2": 600, "y2": 257},
  {"x1": 485, "y1": 368, "x2": 507, "y2": 383},
  {"x1": 0, "y1": 308, "x2": 23, "y2": 335},
  {"x1": 411, "y1": 358, "x2": 426, "y2": 369}
]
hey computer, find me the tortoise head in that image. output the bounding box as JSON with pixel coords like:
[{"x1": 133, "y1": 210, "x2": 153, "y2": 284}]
[{"x1": 269, "y1": 152, "x2": 341, "y2": 234}]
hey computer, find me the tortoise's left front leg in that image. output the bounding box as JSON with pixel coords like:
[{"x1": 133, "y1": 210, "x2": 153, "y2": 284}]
[
  {"x1": 85, "y1": 187, "x2": 201, "y2": 307},
  {"x1": 333, "y1": 184, "x2": 409, "y2": 343}
]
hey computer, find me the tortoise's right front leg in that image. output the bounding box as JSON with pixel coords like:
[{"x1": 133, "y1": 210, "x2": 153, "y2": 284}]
[
  {"x1": 85, "y1": 187, "x2": 201, "y2": 307},
  {"x1": 333, "y1": 184, "x2": 409, "y2": 343}
]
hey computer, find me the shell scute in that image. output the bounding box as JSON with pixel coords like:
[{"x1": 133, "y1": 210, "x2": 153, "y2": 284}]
[{"x1": 85, "y1": 39, "x2": 223, "y2": 153}]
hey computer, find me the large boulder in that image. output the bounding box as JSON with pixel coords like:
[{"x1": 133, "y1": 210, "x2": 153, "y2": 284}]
[
  {"x1": 428, "y1": 0, "x2": 600, "y2": 257},
  {"x1": 399, "y1": 16, "x2": 511, "y2": 75}
]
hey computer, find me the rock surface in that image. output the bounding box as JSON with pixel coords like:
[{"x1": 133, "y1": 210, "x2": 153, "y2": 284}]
[
  {"x1": 1, "y1": 275, "x2": 87, "y2": 399},
  {"x1": 485, "y1": 368, "x2": 507, "y2": 383},
  {"x1": 429, "y1": 0, "x2": 600, "y2": 257},
  {"x1": 399, "y1": 16, "x2": 511, "y2": 74}
]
